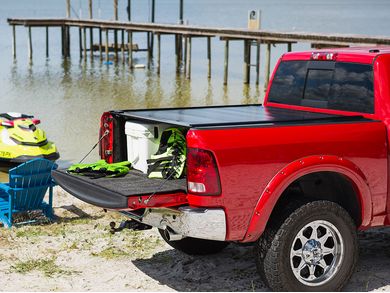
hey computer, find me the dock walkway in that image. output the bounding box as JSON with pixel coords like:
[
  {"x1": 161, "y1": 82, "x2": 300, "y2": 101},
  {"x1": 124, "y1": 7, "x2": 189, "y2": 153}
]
[{"x1": 8, "y1": 17, "x2": 390, "y2": 87}]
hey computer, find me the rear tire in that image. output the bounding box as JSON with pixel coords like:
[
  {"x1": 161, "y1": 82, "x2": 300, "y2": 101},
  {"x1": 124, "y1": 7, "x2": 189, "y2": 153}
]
[
  {"x1": 158, "y1": 229, "x2": 229, "y2": 255},
  {"x1": 255, "y1": 200, "x2": 358, "y2": 291}
]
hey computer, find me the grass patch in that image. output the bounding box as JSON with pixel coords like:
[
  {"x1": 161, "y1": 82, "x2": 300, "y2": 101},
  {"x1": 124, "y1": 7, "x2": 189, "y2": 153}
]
[
  {"x1": 10, "y1": 257, "x2": 78, "y2": 277},
  {"x1": 92, "y1": 235, "x2": 162, "y2": 260},
  {"x1": 15, "y1": 224, "x2": 67, "y2": 238},
  {"x1": 92, "y1": 247, "x2": 130, "y2": 259}
]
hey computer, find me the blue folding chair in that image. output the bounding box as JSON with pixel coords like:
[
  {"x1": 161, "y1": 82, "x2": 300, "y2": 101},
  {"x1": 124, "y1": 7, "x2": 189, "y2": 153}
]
[{"x1": 0, "y1": 158, "x2": 57, "y2": 228}]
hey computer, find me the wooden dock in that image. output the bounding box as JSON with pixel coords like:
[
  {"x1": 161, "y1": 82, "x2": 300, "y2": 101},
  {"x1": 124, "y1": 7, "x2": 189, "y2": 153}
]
[{"x1": 8, "y1": 17, "x2": 390, "y2": 89}]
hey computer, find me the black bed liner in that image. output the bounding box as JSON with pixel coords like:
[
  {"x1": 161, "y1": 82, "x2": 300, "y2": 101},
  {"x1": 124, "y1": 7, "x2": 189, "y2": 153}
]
[
  {"x1": 52, "y1": 169, "x2": 186, "y2": 209},
  {"x1": 112, "y1": 104, "x2": 369, "y2": 129}
]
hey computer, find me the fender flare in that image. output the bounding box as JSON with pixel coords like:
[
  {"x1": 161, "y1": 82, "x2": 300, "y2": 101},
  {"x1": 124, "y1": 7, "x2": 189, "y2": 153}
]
[{"x1": 243, "y1": 155, "x2": 372, "y2": 242}]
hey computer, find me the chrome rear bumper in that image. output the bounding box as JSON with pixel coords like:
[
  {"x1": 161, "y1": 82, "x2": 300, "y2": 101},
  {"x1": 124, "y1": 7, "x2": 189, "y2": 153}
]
[{"x1": 121, "y1": 206, "x2": 226, "y2": 241}]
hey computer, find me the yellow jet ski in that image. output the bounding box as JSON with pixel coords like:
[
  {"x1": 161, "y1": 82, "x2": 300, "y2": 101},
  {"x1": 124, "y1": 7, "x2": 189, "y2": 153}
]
[{"x1": 0, "y1": 113, "x2": 59, "y2": 165}]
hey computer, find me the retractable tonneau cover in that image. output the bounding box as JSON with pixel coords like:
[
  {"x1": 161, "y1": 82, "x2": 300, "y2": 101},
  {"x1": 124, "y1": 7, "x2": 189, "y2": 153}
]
[{"x1": 113, "y1": 105, "x2": 366, "y2": 128}]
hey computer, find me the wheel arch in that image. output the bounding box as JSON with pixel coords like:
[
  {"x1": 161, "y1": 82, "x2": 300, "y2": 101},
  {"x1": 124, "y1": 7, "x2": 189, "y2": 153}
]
[{"x1": 243, "y1": 155, "x2": 372, "y2": 242}]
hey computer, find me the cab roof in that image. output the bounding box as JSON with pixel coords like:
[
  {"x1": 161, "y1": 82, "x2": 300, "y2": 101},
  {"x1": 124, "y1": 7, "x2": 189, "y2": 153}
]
[{"x1": 282, "y1": 46, "x2": 390, "y2": 64}]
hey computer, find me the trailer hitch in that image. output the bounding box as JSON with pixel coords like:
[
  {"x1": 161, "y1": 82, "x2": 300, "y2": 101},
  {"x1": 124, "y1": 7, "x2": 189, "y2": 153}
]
[{"x1": 109, "y1": 220, "x2": 152, "y2": 234}]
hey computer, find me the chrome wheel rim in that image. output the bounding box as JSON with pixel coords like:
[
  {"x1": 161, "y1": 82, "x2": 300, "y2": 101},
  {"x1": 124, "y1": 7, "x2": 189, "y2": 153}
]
[{"x1": 289, "y1": 220, "x2": 344, "y2": 286}]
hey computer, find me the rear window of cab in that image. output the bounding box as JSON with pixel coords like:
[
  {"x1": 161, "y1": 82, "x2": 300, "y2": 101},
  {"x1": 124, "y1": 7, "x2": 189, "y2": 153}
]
[{"x1": 267, "y1": 60, "x2": 374, "y2": 114}]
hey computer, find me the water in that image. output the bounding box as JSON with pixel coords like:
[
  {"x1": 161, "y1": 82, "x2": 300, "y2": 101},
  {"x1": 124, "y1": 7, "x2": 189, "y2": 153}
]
[{"x1": 1, "y1": 0, "x2": 390, "y2": 177}]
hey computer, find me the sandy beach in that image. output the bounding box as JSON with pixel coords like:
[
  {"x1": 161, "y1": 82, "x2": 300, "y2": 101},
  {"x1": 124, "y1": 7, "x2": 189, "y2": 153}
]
[{"x1": 0, "y1": 187, "x2": 389, "y2": 292}]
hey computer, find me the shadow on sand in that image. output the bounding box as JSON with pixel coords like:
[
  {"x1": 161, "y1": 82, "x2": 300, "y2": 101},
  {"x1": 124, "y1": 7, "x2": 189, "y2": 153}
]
[{"x1": 133, "y1": 228, "x2": 390, "y2": 292}]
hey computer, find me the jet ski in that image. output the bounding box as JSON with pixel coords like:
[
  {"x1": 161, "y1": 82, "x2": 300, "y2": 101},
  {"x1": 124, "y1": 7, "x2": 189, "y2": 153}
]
[{"x1": 0, "y1": 112, "x2": 59, "y2": 165}]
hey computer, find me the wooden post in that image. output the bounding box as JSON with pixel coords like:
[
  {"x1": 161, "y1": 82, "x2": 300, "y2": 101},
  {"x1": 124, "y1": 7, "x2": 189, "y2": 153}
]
[
  {"x1": 207, "y1": 36, "x2": 211, "y2": 79},
  {"x1": 150, "y1": 0, "x2": 155, "y2": 57},
  {"x1": 223, "y1": 40, "x2": 229, "y2": 85},
  {"x1": 183, "y1": 36, "x2": 188, "y2": 74},
  {"x1": 114, "y1": 30, "x2": 118, "y2": 62},
  {"x1": 121, "y1": 29, "x2": 125, "y2": 64},
  {"x1": 128, "y1": 30, "x2": 133, "y2": 68},
  {"x1": 114, "y1": 0, "x2": 118, "y2": 20},
  {"x1": 156, "y1": 33, "x2": 161, "y2": 74},
  {"x1": 83, "y1": 27, "x2": 87, "y2": 59},
  {"x1": 287, "y1": 42, "x2": 292, "y2": 52},
  {"x1": 179, "y1": 0, "x2": 184, "y2": 24},
  {"x1": 175, "y1": 35, "x2": 180, "y2": 72},
  {"x1": 90, "y1": 28, "x2": 94, "y2": 58},
  {"x1": 89, "y1": 0, "x2": 93, "y2": 18},
  {"x1": 99, "y1": 28, "x2": 103, "y2": 61},
  {"x1": 61, "y1": 26, "x2": 64, "y2": 56},
  {"x1": 89, "y1": 0, "x2": 93, "y2": 58},
  {"x1": 146, "y1": 32, "x2": 151, "y2": 68},
  {"x1": 264, "y1": 43, "x2": 271, "y2": 92},
  {"x1": 105, "y1": 29, "x2": 109, "y2": 63},
  {"x1": 46, "y1": 26, "x2": 49, "y2": 58},
  {"x1": 186, "y1": 36, "x2": 192, "y2": 79},
  {"x1": 27, "y1": 26, "x2": 32, "y2": 62},
  {"x1": 256, "y1": 41, "x2": 261, "y2": 85},
  {"x1": 243, "y1": 40, "x2": 251, "y2": 84},
  {"x1": 66, "y1": 0, "x2": 71, "y2": 18},
  {"x1": 79, "y1": 27, "x2": 83, "y2": 58},
  {"x1": 12, "y1": 25, "x2": 16, "y2": 59},
  {"x1": 127, "y1": 0, "x2": 132, "y2": 21},
  {"x1": 66, "y1": 26, "x2": 71, "y2": 58}
]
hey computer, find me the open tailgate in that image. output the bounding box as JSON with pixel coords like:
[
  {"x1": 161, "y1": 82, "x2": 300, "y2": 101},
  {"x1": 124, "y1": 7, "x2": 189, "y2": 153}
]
[{"x1": 52, "y1": 169, "x2": 187, "y2": 210}]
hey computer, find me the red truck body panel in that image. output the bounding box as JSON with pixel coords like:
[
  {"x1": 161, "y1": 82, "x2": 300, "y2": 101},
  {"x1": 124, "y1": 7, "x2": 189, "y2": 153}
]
[
  {"x1": 186, "y1": 119, "x2": 387, "y2": 241},
  {"x1": 185, "y1": 47, "x2": 390, "y2": 241}
]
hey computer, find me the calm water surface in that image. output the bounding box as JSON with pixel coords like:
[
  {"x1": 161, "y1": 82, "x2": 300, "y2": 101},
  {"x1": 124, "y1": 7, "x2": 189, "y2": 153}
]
[{"x1": 1, "y1": 0, "x2": 390, "y2": 178}]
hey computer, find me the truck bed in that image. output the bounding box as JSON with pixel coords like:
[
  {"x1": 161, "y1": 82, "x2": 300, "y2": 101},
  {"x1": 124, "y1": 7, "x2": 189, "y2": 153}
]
[
  {"x1": 52, "y1": 169, "x2": 187, "y2": 209},
  {"x1": 112, "y1": 104, "x2": 366, "y2": 128}
]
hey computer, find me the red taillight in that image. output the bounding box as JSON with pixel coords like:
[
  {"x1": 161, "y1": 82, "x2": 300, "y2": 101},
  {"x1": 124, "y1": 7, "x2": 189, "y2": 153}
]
[
  {"x1": 99, "y1": 112, "x2": 114, "y2": 163},
  {"x1": 187, "y1": 148, "x2": 221, "y2": 196},
  {"x1": 311, "y1": 52, "x2": 338, "y2": 61}
]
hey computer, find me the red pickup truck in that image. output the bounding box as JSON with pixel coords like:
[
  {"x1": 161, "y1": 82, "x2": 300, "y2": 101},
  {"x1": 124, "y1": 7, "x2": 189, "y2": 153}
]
[{"x1": 53, "y1": 47, "x2": 390, "y2": 291}]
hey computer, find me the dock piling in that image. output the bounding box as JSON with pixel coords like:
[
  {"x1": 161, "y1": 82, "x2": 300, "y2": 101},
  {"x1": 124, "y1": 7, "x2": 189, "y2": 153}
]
[
  {"x1": 46, "y1": 26, "x2": 49, "y2": 58},
  {"x1": 256, "y1": 41, "x2": 261, "y2": 85},
  {"x1": 175, "y1": 35, "x2": 180, "y2": 72},
  {"x1": 287, "y1": 42, "x2": 292, "y2": 52},
  {"x1": 121, "y1": 29, "x2": 125, "y2": 64},
  {"x1": 150, "y1": 0, "x2": 155, "y2": 58},
  {"x1": 243, "y1": 40, "x2": 251, "y2": 84},
  {"x1": 183, "y1": 36, "x2": 188, "y2": 74},
  {"x1": 79, "y1": 27, "x2": 82, "y2": 58},
  {"x1": 114, "y1": 0, "x2": 118, "y2": 20},
  {"x1": 12, "y1": 25, "x2": 16, "y2": 59},
  {"x1": 65, "y1": 26, "x2": 70, "y2": 58},
  {"x1": 264, "y1": 43, "x2": 271, "y2": 92},
  {"x1": 99, "y1": 28, "x2": 103, "y2": 61},
  {"x1": 114, "y1": 30, "x2": 118, "y2": 62},
  {"x1": 156, "y1": 33, "x2": 161, "y2": 74},
  {"x1": 83, "y1": 27, "x2": 87, "y2": 60},
  {"x1": 223, "y1": 40, "x2": 229, "y2": 85},
  {"x1": 105, "y1": 29, "x2": 109, "y2": 63},
  {"x1": 90, "y1": 28, "x2": 94, "y2": 58},
  {"x1": 179, "y1": 0, "x2": 184, "y2": 24},
  {"x1": 207, "y1": 36, "x2": 211, "y2": 78},
  {"x1": 186, "y1": 36, "x2": 192, "y2": 79},
  {"x1": 128, "y1": 30, "x2": 133, "y2": 68},
  {"x1": 66, "y1": 0, "x2": 70, "y2": 18},
  {"x1": 27, "y1": 26, "x2": 32, "y2": 62}
]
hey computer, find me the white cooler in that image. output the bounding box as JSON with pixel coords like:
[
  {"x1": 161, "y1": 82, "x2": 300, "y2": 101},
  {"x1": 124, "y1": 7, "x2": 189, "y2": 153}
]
[{"x1": 125, "y1": 121, "x2": 171, "y2": 173}]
